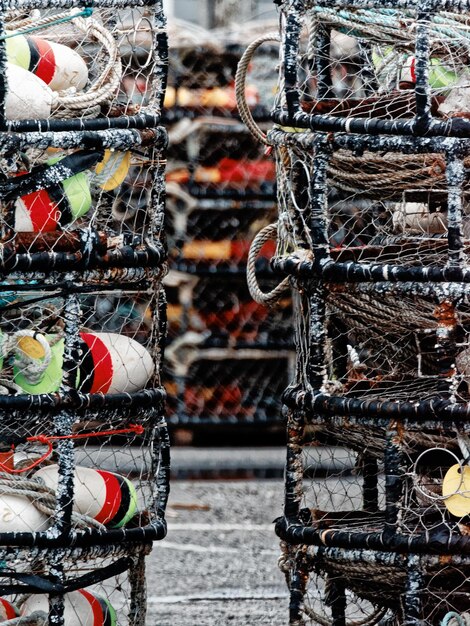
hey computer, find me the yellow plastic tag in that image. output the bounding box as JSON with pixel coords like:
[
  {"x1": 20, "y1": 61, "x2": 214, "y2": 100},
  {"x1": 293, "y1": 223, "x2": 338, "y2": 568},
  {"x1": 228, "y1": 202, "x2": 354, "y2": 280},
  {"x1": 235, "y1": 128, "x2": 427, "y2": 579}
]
[
  {"x1": 17, "y1": 336, "x2": 45, "y2": 360},
  {"x1": 95, "y1": 150, "x2": 131, "y2": 191},
  {"x1": 442, "y1": 463, "x2": 470, "y2": 517}
]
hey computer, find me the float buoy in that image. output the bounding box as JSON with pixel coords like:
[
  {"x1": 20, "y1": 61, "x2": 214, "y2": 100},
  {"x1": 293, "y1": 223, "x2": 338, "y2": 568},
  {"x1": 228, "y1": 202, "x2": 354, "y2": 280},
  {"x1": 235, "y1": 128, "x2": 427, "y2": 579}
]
[
  {"x1": 6, "y1": 34, "x2": 88, "y2": 91},
  {"x1": 442, "y1": 463, "x2": 470, "y2": 517},
  {"x1": 0, "y1": 597, "x2": 19, "y2": 620},
  {"x1": 0, "y1": 494, "x2": 50, "y2": 532},
  {"x1": 21, "y1": 589, "x2": 116, "y2": 626},
  {"x1": 14, "y1": 165, "x2": 92, "y2": 232},
  {"x1": 5, "y1": 63, "x2": 54, "y2": 120},
  {"x1": 14, "y1": 331, "x2": 154, "y2": 394},
  {"x1": 94, "y1": 150, "x2": 131, "y2": 191},
  {"x1": 4, "y1": 151, "x2": 103, "y2": 232},
  {"x1": 34, "y1": 465, "x2": 138, "y2": 528},
  {"x1": 400, "y1": 56, "x2": 458, "y2": 90}
]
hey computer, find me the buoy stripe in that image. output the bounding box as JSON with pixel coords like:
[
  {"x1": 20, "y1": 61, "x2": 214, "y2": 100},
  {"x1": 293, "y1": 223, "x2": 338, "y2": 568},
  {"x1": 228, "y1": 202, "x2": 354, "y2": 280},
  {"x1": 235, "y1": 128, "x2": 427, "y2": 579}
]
[
  {"x1": 19, "y1": 189, "x2": 59, "y2": 232},
  {"x1": 47, "y1": 182, "x2": 73, "y2": 227},
  {"x1": 94, "y1": 470, "x2": 123, "y2": 525},
  {"x1": 0, "y1": 597, "x2": 19, "y2": 619},
  {"x1": 103, "y1": 472, "x2": 133, "y2": 528},
  {"x1": 28, "y1": 37, "x2": 55, "y2": 86},
  {"x1": 78, "y1": 589, "x2": 104, "y2": 626},
  {"x1": 96, "y1": 595, "x2": 116, "y2": 626},
  {"x1": 410, "y1": 57, "x2": 416, "y2": 83},
  {"x1": 79, "y1": 333, "x2": 113, "y2": 394}
]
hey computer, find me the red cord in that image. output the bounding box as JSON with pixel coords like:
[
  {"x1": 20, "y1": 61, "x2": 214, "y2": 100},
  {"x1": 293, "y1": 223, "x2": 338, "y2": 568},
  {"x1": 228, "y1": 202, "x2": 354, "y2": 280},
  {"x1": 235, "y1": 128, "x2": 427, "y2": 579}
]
[{"x1": 0, "y1": 425, "x2": 144, "y2": 475}]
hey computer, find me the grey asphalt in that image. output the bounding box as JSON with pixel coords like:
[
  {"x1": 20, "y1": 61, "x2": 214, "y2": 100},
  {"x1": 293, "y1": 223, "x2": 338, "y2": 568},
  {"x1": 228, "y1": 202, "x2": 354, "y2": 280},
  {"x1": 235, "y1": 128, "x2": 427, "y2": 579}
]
[
  {"x1": 74, "y1": 446, "x2": 357, "y2": 624},
  {"x1": 146, "y1": 479, "x2": 288, "y2": 626}
]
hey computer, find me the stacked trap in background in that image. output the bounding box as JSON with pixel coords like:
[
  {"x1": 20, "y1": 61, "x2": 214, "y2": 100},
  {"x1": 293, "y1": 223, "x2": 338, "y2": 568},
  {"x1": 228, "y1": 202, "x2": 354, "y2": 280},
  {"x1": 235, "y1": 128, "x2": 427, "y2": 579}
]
[
  {"x1": 0, "y1": 1, "x2": 169, "y2": 624},
  {"x1": 162, "y1": 20, "x2": 295, "y2": 433},
  {"x1": 237, "y1": 0, "x2": 470, "y2": 624}
]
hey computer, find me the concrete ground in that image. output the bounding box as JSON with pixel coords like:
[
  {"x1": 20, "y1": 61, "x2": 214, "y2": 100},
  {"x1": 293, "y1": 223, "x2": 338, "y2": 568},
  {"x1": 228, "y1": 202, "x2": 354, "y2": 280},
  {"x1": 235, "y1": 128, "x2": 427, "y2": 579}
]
[{"x1": 147, "y1": 479, "x2": 288, "y2": 626}]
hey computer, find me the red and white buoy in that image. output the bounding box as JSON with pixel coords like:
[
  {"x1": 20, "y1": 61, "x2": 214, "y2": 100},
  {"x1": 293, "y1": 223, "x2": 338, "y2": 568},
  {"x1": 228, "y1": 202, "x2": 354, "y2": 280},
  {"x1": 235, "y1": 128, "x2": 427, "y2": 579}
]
[
  {"x1": 34, "y1": 465, "x2": 138, "y2": 528},
  {"x1": 21, "y1": 589, "x2": 116, "y2": 626},
  {"x1": 0, "y1": 597, "x2": 19, "y2": 620},
  {"x1": 6, "y1": 34, "x2": 88, "y2": 91},
  {"x1": 14, "y1": 165, "x2": 92, "y2": 232}
]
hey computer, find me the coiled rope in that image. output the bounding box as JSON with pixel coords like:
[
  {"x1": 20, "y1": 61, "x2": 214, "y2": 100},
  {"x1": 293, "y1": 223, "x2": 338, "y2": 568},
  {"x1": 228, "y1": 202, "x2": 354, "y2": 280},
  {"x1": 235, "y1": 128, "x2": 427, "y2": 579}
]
[
  {"x1": 5, "y1": 10, "x2": 121, "y2": 117},
  {"x1": 247, "y1": 223, "x2": 290, "y2": 307},
  {"x1": 1, "y1": 612, "x2": 48, "y2": 626},
  {"x1": 235, "y1": 32, "x2": 280, "y2": 145}
]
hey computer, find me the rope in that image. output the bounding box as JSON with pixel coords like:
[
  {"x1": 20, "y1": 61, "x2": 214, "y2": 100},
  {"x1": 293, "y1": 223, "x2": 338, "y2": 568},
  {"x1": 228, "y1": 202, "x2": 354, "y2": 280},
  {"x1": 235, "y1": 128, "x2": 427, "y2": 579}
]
[
  {"x1": 302, "y1": 604, "x2": 387, "y2": 626},
  {"x1": 0, "y1": 425, "x2": 144, "y2": 475},
  {"x1": 0, "y1": 474, "x2": 104, "y2": 530},
  {"x1": 2, "y1": 8, "x2": 93, "y2": 38},
  {"x1": 4, "y1": 9, "x2": 121, "y2": 116},
  {"x1": 5, "y1": 10, "x2": 122, "y2": 115},
  {"x1": 247, "y1": 223, "x2": 291, "y2": 307},
  {"x1": 13, "y1": 332, "x2": 52, "y2": 386},
  {"x1": 53, "y1": 15, "x2": 122, "y2": 114},
  {"x1": 442, "y1": 613, "x2": 470, "y2": 626},
  {"x1": 235, "y1": 33, "x2": 280, "y2": 145},
  {"x1": 1, "y1": 613, "x2": 48, "y2": 626}
]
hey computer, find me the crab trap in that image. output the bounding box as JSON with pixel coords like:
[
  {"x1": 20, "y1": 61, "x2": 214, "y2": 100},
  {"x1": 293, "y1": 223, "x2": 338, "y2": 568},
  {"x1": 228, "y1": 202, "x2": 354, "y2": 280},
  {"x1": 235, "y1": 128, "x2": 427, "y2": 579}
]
[
  {"x1": 0, "y1": 0, "x2": 170, "y2": 623},
  {"x1": 234, "y1": 0, "x2": 470, "y2": 623}
]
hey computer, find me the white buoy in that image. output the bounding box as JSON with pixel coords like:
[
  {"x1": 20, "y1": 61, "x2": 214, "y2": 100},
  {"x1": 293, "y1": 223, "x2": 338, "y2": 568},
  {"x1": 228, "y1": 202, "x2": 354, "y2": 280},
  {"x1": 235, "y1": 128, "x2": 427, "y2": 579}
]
[
  {"x1": 21, "y1": 589, "x2": 116, "y2": 625},
  {"x1": 0, "y1": 494, "x2": 49, "y2": 532},
  {"x1": 14, "y1": 331, "x2": 155, "y2": 395},
  {"x1": 392, "y1": 202, "x2": 447, "y2": 235},
  {"x1": 34, "y1": 465, "x2": 138, "y2": 528},
  {"x1": 5, "y1": 63, "x2": 54, "y2": 120}
]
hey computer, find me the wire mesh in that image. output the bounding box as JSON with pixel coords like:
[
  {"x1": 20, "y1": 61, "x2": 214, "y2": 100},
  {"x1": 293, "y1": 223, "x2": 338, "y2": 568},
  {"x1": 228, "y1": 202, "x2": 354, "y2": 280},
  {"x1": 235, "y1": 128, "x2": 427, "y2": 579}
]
[
  {"x1": 236, "y1": 1, "x2": 470, "y2": 625},
  {"x1": 0, "y1": 1, "x2": 169, "y2": 623}
]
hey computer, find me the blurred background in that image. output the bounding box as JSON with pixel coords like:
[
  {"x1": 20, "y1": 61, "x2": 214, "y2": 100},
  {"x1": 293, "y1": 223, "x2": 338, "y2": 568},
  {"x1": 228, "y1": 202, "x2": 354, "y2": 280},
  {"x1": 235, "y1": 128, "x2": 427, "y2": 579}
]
[
  {"x1": 146, "y1": 3, "x2": 289, "y2": 624},
  {"x1": 156, "y1": 0, "x2": 292, "y2": 449}
]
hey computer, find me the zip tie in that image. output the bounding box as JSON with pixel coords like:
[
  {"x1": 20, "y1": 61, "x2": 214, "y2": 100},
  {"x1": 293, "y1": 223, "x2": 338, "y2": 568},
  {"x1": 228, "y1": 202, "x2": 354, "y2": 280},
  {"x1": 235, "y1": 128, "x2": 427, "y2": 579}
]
[{"x1": 0, "y1": 8, "x2": 93, "y2": 40}]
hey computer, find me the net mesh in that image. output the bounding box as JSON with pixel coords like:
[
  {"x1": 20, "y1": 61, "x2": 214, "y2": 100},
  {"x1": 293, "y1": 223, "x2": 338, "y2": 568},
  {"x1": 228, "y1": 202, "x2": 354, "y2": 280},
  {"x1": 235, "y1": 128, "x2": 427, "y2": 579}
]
[{"x1": 0, "y1": 2, "x2": 169, "y2": 623}]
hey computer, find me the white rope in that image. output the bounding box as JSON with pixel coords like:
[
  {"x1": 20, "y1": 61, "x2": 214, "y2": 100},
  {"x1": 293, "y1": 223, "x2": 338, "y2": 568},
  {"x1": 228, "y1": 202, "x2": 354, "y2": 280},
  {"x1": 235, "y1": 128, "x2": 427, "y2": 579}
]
[
  {"x1": 1, "y1": 612, "x2": 48, "y2": 626},
  {"x1": 53, "y1": 15, "x2": 122, "y2": 114},
  {"x1": 247, "y1": 223, "x2": 291, "y2": 307}
]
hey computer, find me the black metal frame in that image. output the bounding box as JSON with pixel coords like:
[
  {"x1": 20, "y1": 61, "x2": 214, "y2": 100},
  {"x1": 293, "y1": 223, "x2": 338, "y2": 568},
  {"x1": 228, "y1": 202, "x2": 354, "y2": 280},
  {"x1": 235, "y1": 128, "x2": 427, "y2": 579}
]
[{"x1": 0, "y1": 0, "x2": 170, "y2": 622}]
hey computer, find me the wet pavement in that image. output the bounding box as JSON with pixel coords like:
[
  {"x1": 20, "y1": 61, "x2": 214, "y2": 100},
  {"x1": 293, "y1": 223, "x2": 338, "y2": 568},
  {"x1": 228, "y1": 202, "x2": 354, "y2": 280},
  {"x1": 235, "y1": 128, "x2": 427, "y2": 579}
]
[{"x1": 147, "y1": 478, "x2": 288, "y2": 625}]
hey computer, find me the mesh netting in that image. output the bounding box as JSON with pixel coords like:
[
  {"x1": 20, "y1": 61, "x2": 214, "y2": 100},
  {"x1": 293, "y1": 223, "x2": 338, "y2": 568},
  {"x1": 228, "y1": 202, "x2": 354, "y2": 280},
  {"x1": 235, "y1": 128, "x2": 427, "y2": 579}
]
[
  {"x1": 233, "y1": 1, "x2": 470, "y2": 625},
  {"x1": 0, "y1": 1, "x2": 169, "y2": 623}
]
